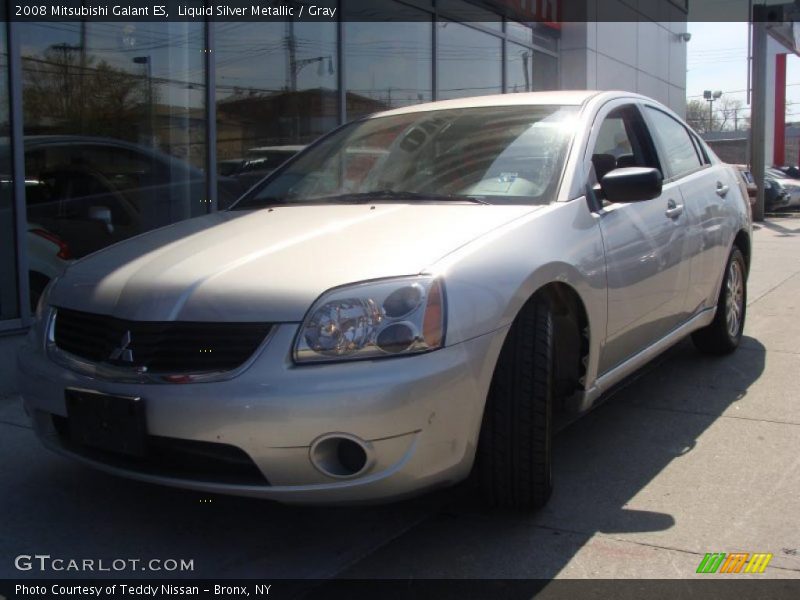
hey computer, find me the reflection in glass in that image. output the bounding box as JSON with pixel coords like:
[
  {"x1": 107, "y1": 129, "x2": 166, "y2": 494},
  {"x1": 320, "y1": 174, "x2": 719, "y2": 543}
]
[
  {"x1": 437, "y1": 0, "x2": 502, "y2": 31},
  {"x1": 436, "y1": 22, "x2": 502, "y2": 100},
  {"x1": 506, "y1": 21, "x2": 534, "y2": 45},
  {"x1": 215, "y1": 21, "x2": 337, "y2": 192},
  {"x1": 0, "y1": 8, "x2": 20, "y2": 318},
  {"x1": 18, "y1": 20, "x2": 210, "y2": 281},
  {"x1": 345, "y1": 20, "x2": 433, "y2": 119},
  {"x1": 532, "y1": 50, "x2": 559, "y2": 91},
  {"x1": 237, "y1": 105, "x2": 578, "y2": 209}
]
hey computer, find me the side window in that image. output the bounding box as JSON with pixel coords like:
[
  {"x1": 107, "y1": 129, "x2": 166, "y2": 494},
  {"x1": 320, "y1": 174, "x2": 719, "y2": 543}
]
[
  {"x1": 645, "y1": 107, "x2": 703, "y2": 179},
  {"x1": 689, "y1": 132, "x2": 710, "y2": 165},
  {"x1": 589, "y1": 105, "x2": 659, "y2": 186}
]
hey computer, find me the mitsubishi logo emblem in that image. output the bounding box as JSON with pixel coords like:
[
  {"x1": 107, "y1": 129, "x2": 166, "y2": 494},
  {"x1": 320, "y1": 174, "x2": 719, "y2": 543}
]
[{"x1": 110, "y1": 330, "x2": 134, "y2": 362}]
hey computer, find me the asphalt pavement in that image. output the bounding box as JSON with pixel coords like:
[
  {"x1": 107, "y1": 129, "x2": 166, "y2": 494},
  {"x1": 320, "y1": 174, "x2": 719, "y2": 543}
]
[{"x1": 1, "y1": 218, "x2": 799, "y2": 581}]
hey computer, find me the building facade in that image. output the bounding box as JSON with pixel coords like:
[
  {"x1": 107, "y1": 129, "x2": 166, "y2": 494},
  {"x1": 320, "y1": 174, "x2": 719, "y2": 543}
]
[{"x1": 0, "y1": 0, "x2": 688, "y2": 341}]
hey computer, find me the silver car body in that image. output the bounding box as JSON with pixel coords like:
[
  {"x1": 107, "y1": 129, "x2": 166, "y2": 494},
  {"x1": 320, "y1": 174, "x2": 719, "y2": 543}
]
[{"x1": 17, "y1": 91, "x2": 751, "y2": 503}]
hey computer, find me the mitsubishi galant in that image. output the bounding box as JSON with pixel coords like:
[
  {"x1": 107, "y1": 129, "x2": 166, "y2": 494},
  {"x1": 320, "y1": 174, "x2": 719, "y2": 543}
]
[{"x1": 17, "y1": 91, "x2": 751, "y2": 509}]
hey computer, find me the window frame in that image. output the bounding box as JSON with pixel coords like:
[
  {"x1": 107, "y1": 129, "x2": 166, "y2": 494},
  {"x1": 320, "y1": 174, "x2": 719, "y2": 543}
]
[
  {"x1": 581, "y1": 99, "x2": 664, "y2": 195},
  {"x1": 642, "y1": 104, "x2": 710, "y2": 182}
]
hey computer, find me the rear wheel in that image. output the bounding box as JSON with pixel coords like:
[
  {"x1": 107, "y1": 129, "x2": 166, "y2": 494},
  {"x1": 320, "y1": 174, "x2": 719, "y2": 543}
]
[
  {"x1": 477, "y1": 296, "x2": 553, "y2": 510},
  {"x1": 692, "y1": 247, "x2": 747, "y2": 355}
]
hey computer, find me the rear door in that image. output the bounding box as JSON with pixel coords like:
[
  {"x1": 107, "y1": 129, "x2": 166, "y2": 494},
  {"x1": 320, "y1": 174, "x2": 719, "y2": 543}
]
[
  {"x1": 588, "y1": 101, "x2": 692, "y2": 374},
  {"x1": 642, "y1": 106, "x2": 728, "y2": 315}
]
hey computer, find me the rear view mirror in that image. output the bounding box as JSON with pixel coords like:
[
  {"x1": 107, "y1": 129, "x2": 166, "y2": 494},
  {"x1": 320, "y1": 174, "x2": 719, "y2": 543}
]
[{"x1": 600, "y1": 167, "x2": 663, "y2": 203}]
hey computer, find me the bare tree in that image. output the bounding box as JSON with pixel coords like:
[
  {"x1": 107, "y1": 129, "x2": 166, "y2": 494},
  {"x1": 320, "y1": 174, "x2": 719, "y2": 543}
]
[
  {"x1": 22, "y1": 47, "x2": 152, "y2": 139},
  {"x1": 717, "y1": 97, "x2": 747, "y2": 131},
  {"x1": 686, "y1": 99, "x2": 720, "y2": 133}
]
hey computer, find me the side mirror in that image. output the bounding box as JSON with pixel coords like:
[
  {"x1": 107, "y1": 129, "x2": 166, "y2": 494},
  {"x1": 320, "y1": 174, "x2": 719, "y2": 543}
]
[
  {"x1": 87, "y1": 206, "x2": 114, "y2": 234},
  {"x1": 600, "y1": 167, "x2": 663, "y2": 203}
]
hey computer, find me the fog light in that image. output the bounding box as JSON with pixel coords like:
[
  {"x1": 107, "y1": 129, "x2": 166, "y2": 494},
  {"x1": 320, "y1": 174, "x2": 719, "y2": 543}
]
[{"x1": 310, "y1": 435, "x2": 370, "y2": 478}]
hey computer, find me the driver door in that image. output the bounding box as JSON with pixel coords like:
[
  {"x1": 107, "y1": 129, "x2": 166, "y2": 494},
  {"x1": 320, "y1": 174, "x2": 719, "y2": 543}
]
[{"x1": 590, "y1": 102, "x2": 691, "y2": 374}]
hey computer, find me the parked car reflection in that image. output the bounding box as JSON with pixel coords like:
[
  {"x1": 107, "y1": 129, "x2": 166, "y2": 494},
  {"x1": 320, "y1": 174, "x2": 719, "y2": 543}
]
[
  {"x1": 0, "y1": 179, "x2": 72, "y2": 311},
  {"x1": 218, "y1": 145, "x2": 304, "y2": 191},
  {"x1": 0, "y1": 135, "x2": 242, "y2": 260}
]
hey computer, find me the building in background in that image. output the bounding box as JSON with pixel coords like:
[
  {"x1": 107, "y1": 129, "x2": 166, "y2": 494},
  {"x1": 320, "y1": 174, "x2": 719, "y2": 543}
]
[
  {"x1": 0, "y1": 0, "x2": 688, "y2": 346},
  {"x1": 559, "y1": 19, "x2": 689, "y2": 115}
]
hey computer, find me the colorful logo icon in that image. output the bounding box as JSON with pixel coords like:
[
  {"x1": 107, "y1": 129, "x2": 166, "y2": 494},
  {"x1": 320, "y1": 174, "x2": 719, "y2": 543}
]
[{"x1": 696, "y1": 552, "x2": 773, "y2": 574}]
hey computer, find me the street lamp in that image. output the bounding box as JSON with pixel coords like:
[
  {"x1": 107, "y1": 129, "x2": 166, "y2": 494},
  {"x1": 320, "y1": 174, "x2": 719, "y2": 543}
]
[
  {"x1": 290, "y1": 55, "x2": 334, "y2": 91},
  {"x1": 703, "y1": 90, "x2": 722, "y2": 132}
]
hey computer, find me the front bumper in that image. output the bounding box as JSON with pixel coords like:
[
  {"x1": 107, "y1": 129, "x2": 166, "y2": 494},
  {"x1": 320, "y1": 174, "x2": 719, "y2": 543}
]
[{"x1": 17, "y1": 324, "x2": 505, "y2": 504}]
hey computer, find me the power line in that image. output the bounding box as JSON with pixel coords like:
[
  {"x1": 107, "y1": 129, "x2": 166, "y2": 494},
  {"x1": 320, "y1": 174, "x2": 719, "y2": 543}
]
[{"x1": 687, "y1": 83, "x2": 800, "y2": 98}]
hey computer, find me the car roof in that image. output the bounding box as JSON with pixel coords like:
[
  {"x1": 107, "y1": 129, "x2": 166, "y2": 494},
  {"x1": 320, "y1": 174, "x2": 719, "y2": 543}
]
[{"x1": 370, "y1": 90, "x2": 604, "y2": 119}]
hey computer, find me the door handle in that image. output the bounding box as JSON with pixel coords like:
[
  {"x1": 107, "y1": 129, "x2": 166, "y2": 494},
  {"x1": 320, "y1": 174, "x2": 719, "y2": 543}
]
[
  {"x1": 665, "y1": 199, "x2": 684, "y2": 219},
  {"x1": 716, "y1": 182, "x2": 729, "y2": 197}
]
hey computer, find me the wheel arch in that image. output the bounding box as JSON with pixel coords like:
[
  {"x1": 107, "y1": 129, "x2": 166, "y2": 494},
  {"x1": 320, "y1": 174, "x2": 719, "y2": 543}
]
[
  {"x1": 485, "y1": 279, "x2": 594, "y2": 415},
  {"x1": 733, "y1": 229, "x2": 751, "y2": 274}
]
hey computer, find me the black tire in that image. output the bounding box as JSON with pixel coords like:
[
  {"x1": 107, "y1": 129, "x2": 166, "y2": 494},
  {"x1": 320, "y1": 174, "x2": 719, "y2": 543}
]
[
  {"x1": 691, "y1": 247, "x2": 747, "y2": 355},
  {"x1": 477, "y1": 295, "x2": 554, "y2": 510},
  {"x1": 29, "y1": 271, "x2": 51, "y2": 314}
]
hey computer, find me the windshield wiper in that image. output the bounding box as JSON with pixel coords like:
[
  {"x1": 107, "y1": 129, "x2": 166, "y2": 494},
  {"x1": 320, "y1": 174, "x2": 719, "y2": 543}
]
[
  {"x1": 311, "y1": 190, "x2": 490, "y2": 205},
  {"x1": 233, "y1": 190, "x2": 491, "y2": 210}
]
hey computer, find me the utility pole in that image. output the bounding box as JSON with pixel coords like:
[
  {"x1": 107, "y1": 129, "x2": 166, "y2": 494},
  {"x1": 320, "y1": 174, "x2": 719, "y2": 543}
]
[
  {"x1": 522, "y1": 51, "x2": 531, "y2": 92},
  {"x1": 285, "y1": 20, "x2": 297, "y2": 92},
  {"x1": 78, "y1": 17, "x2": 86, "y2": 128},
  {"x1": 50, "y1": 43, "x2": 82, "y2": 116},
  {"x1": 751, "y1": 12, "x2": 767, "y2": 222},
  {"x1": 132, "y1": 56, "x2": 153, "y2": 144}
]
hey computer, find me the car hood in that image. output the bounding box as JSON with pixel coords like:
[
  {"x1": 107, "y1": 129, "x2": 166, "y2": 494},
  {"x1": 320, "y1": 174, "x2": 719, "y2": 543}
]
[{"x1": 50, "y1": 203, "x2": 538, "y2": 322}]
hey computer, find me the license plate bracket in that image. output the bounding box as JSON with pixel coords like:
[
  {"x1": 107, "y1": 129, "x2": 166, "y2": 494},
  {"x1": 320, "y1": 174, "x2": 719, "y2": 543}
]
[{"x1": 65, "y1": 388, "x2": 147, "y2": 457}]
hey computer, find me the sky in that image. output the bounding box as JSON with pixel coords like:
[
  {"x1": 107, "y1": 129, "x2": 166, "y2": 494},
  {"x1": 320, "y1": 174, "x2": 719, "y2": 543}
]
[{"x1": 687, "y1": 22, "x2": 800, "y2": 123}]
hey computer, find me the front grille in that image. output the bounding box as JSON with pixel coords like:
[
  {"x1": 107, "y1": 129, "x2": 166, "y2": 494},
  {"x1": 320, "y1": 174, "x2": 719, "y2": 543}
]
[
  {"x1": 52, "y1": 415, "x2": 269, "y2": 485},
  {"x1": 53, "y1": 307, "x2": 271, "y2": 374}
]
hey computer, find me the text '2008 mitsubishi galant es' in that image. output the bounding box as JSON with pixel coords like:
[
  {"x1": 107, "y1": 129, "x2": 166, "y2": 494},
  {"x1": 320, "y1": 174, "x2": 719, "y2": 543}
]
[{"x1": 18, "y1": 91, "x2": 751, "y2": 509}]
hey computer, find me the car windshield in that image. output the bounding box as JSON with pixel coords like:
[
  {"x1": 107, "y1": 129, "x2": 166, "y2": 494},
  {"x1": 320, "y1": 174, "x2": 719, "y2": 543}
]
[{"x1": 233, "y1": 104, "x2": 579, "y2": 210}]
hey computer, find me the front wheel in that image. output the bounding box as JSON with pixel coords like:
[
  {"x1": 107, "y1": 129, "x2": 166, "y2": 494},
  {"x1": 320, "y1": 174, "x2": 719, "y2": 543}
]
[
  {"x1": 692, "y1": 247, "x2": 747, "y2": 355},
  {"x1": 477, "y1": 296, "x2": 554, "y2": 510}
]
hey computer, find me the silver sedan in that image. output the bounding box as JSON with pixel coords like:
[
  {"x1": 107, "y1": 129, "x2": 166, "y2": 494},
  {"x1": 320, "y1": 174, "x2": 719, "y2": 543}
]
[{"x1": 17, "y1": 91, "x2": 751, "y2": 509}]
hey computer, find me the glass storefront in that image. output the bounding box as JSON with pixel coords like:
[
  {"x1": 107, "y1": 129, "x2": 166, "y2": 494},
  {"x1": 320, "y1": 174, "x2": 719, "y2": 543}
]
[
  {"x1": 18, "y1": 20, "x2": 208, "y2": 272},
  {"x1": 0, "y1": 16, "x2": 18, "y2": 320},
  {"x1": 0, "y1": 14, "x2": 558, "y2": 327},
  {"x1": 215, "y1": 21, "x2": 338, "y2": 195},
  {"x1": 437, "y1": 21, "x2": 502, "y2": 100},
  {"x1": 507, "y1": 42, "x2": 533, "y2": 93},
  {"x1": 345, "y1": 19, "x2": 433, "y2": 119}
]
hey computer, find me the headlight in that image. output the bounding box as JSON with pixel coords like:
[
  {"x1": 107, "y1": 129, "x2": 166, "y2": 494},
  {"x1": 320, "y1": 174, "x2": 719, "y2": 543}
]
[{"x1": 294, "y1": 277, "x2": 445, "y2": 363}]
